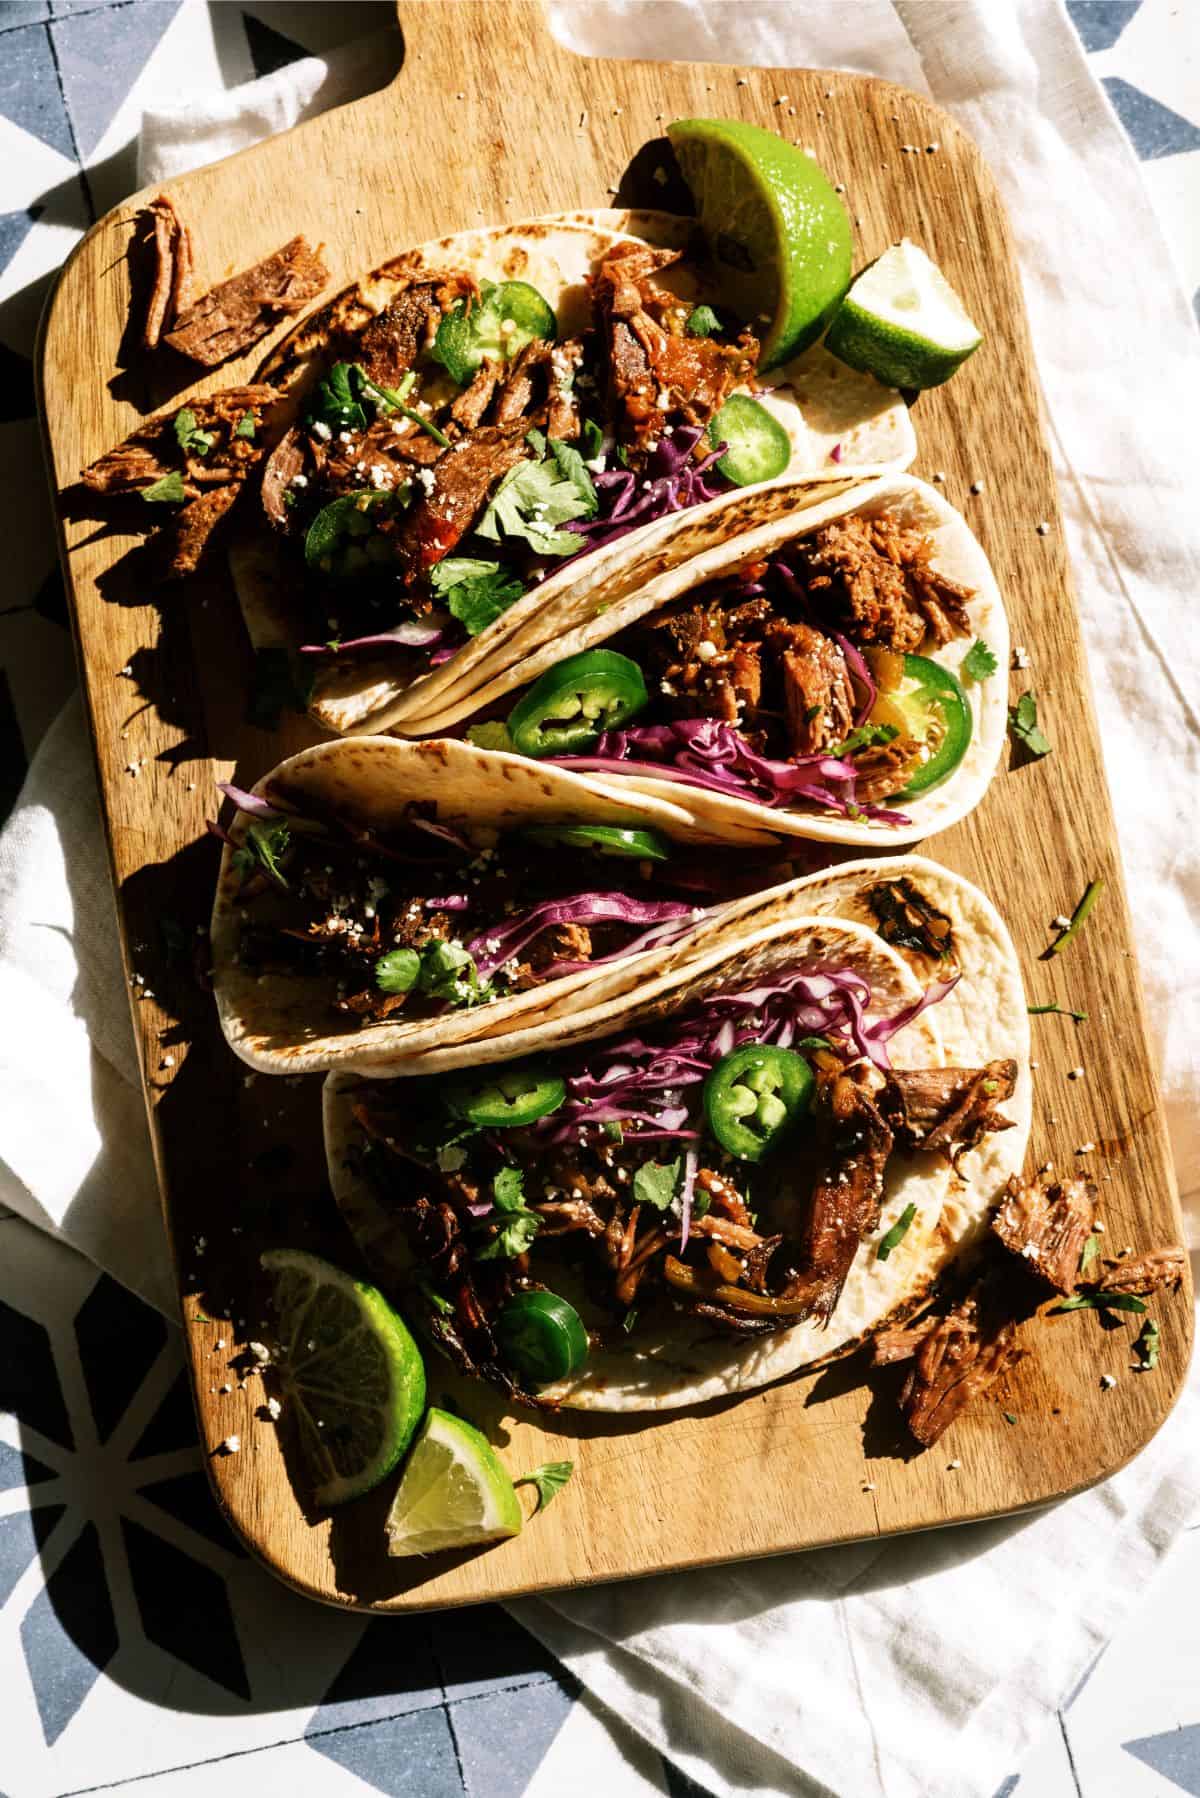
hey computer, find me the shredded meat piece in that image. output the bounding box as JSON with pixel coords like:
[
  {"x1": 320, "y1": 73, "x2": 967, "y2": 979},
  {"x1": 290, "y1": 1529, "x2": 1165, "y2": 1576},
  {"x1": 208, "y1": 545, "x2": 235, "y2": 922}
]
[
  {"x1": 140, "y1": 195, "x2": 194, "y2": 349},
  {"x1": 991, "y1": 1172, "x2": 1096, "y2": 1293},
  {"x1": 899, "y1": 1291, "x2": 1024, "y2": 1447},
  {"x1": 491, "y1": 337, "x2": 554, "y2": 425},
  {"x1": 794, "y1": 512, "x2": 974, "y2": 652},
  {"x1": 164, "y1": 236, "x2": 328, "y2": 367},
  {"x1": 80, "y1": 383, "x2": 274, "y2": 575},
  {"x1": 881, "y1": 1060, "x2": 1018, "y2": 1167},
  {"x1": 260, "y1": 424, "x2": 307, "y2": 531},
  {"x1": 741, "y1": 1232, "x2": 782, "y2": 1293},
  {"x1": 872, "y1": 1316, "x2": 940, "y2": 1365},
  {"x1": 688, "y1": 1212, "x2": 763, "y2": 1251},
  {"x1": 534, "y1": 1199, "x2": 607, "y2": 1237},
  {"x1": 391, "y1": 427, "x2": 529, "y2": 581},
  {"x1": 867, "y1": 877, "x2": 955, "y2": 959},
  {"x1": 695, "y1": 1166, "x2": 752, "y2": 1226},
  {"x1": 544, "y1": 1156, "x2": 616, "y2": 1211},
  {"x1": 512, "y1": 922, "x2": 593, "y2": 990},
  {"x1": 350, "y1": 272, "x2": 476, "y2": 387},
  {"x1": 772, "y1": 619, "x2": 856, "y2": 755},
  {"x1": 594, "y1": 241, "x2": 758, "y2": 459},
  {"x1": 1094, "y1": 1247, "x2": 1187, "y2": 1297},
  {"x1": 780, "y1": 1074, "x2": 894, "y2": 1324},
  {"x1": 449, "y1": 360, "x2": 499, "y2": 431},
  {"x1": 546, "y1": 339, "x2": 584, "y2": 439},
  {"x1": 387, "y1": 896, "x2": 451, "y2": 952}
]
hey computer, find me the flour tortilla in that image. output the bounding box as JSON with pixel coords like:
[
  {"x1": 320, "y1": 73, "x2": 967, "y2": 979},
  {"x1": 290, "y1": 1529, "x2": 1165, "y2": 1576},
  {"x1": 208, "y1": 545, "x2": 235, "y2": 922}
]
[
  {"x1": 413, "y1": 475, "x2": 1009, "y2": 852},
  {"x1": 229, "y1": 208, "x2": 915, "y2": 738},
  {"x1": 323, "y1": 857, "x2": 1030, "y2": 1411},
  {"x1": 210, "y1": 734, "x2": 818, "y2": 1077}
]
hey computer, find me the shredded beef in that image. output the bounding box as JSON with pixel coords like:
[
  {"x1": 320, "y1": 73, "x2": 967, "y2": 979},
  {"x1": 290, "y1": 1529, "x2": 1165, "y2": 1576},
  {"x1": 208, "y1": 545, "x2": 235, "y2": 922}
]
[
  {"x1": 991, "y1": 1172, "x2": 1096, "y2": 1293},
  {"x1": 881, "y1": 1060, "x2": 1018, "y2": 1167},
  {"x1": 260, "y1": 424, "x2": 307, "y2": 531},
  {"x1": 546, "y1": 339, "x2": 584, "y2": 439},
  {"x1": 350, "y1": 272, "x2": 476, "y2": 387},
  {"x1": 391, "y1": 427, "x2": 529, "y2": 582},
  {"x1": 164, "y1": 236, "x2": 328, "y2": 367},
  {"x1": 594, "y1": 241, "x2": 757, "y2": 459},
  {"x1": 867, "y1": 877, "x2": 955, "y2": 959},
  {"x1": 449, "y1": 360, "x2": 500, "y2": 431},
  {"x1": 140, "y1": 195, "x2": 194, "y2": 350},
  {"x1": 773, "y1": 619, "x2": 856, "y2": 754},
  {"x1": 793, "y1": 512, "x2": 974, "y2": 653},
  {"x1": 1094, "y1": 1247, "x2": 1187, "y2": 1297},
  {"x1": 779, "y1": 1074, "x2": 894, "y2": 1324},
  {"x1": 898, "y1": 1291, "x2": 1024, "y2": 1447},
  {"x1": 872, "y1": 1316, "x2": 940, "y2": 1365},
  {"x1": 512, "y1": 922, "x2": 593, "y2": 990}
]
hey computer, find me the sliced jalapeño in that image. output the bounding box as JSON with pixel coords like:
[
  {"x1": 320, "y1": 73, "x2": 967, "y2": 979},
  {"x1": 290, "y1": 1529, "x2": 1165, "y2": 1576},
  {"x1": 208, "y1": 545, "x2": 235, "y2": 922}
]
[
  {"x1": 703, "y1": 1043, "x2": 815, "y2": 1162},
  {"x1": 506, "y1": 650, "x2": 648, "y2": 757}
]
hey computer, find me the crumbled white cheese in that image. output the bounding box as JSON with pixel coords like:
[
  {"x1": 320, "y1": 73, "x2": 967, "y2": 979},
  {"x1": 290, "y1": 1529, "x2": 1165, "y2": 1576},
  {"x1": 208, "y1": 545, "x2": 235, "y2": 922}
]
[{"x1": 221, "y1": 1434, "x2": 241, "y2": 1453}]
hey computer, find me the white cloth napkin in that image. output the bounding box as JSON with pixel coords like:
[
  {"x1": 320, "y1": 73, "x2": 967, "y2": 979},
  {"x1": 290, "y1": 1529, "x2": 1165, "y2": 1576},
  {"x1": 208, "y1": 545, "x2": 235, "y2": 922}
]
[{"x1": 4, "y1": 4, "x2": 1198, "y2": 1795}]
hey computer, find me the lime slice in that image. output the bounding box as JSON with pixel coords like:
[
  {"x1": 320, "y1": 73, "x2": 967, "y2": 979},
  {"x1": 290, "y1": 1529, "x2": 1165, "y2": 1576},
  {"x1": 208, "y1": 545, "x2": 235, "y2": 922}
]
[
  {"x1": 825, "y1": 241, "x2": 982, "y2": 390},
  {"x1": 385, "y1": 1407, "x2": 523, "y2": 1557},
  {"x1": 667, "y1": 118, "x2": 851, "y2": 370},
  {"x1": 260, "y1": 1248, "x2": 426, "y2": 1508}
]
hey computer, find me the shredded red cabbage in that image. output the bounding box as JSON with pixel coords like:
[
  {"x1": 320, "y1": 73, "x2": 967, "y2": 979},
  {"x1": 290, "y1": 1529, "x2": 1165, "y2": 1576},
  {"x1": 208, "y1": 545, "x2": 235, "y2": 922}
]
[
  {"x1": 833, "y1": 632, "x2": 877, "y2": 726},
  {"x1": 531, "y1": 963, "x2": 958, "y2": 1147},
  {"x1": 466, "y1": 893, "x2": 695, "y2": 978},
  {"x1": 557, "y1": 718, "x2": 912, "y2": 827},
  {"x1": 299, "y1": 619, "x2": 447, "y2": 655},
  {"x1": 217, "y1": 782, "x2": 284, "y2": 820},
  {"x1": 560, "y1": 426, "x2": 730, "y2": 558}
]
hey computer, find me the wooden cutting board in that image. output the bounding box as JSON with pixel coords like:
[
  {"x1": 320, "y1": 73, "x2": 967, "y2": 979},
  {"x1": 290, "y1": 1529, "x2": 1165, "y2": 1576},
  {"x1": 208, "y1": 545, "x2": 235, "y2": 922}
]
[{"x1": 37, "y1": 0, "x2": 1191, "y2": 1613}]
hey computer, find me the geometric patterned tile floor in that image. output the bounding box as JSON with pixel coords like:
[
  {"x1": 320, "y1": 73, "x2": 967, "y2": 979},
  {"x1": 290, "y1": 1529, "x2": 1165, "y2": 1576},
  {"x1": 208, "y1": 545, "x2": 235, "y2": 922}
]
[{"x1": 1, "y1": 1, "x2": 1198, "y2": 1794}]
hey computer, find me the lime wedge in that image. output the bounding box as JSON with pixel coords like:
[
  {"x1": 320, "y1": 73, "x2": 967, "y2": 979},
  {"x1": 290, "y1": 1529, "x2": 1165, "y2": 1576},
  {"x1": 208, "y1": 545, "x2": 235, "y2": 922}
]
[
  {"x1": 667, "y1": 118, "x2": 851, "y2": 370},
  {"x1": 260, "y1": 1248, "x2": 426, "y2": 1508},
  {"x1": 385, "y1": 1407, "x2": 523, "y2": 1557},
  {"x1": 825, "y1": 240, "x2": 982, "y2": 390}
]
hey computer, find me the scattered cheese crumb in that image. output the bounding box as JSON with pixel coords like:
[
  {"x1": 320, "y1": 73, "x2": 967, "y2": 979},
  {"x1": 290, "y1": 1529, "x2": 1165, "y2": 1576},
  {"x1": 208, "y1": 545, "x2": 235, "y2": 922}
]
[
  {"x1": 220, "y1": 1434, "x2": 241, "y2": 1453},
  {"x1": 1068, "y1": 1066, "x2": 1084, "y2": 1080},
  {"x1": 264, "y1": 1396, "x2": 282, "y2": 1421},
  {"x1": 1075, "y1": 1142, "x2": 1096, "y2": 1155},
  {"x1": 862, "y1": 1482, "x2": 876, "y2": 1492},
  {"x1": 1051, "y1": 914, "x2": 1071, "y2": 930},
  {"x1": 932, "y1": 470, "x2": 946, "y2": 483},
  {"x1": 219, "y1": 1383, "x2": 231, "y2": 1394},
  {"x1": 1100, "y1": 1374, "x2": 1117, "y2": 1390},
  {"x1": 215, "y1": 1338, "x2": 226, "y2": 1350},
  {"x1": 970, "y1": 479, "x2": 985, "y2": 495},
  {"x1": 248, "y1": 1340, "x2": 271, "y2": 1365},
  {"x1": 1036, "y1": 521, "x2": 1050, "y2": 535},
  {"x1": 1093, "y1": 1219, "x2": 1105, "y2": 1233},
  {"x1": 946, "y1": 1459, "x2": 962, "y2": 1470}
]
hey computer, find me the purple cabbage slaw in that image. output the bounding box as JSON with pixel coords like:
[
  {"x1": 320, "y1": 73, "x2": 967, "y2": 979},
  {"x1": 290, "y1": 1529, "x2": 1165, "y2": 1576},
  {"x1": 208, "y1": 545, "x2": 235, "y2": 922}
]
[
  {"x1": 556, "y1": 718, "x2": 912, "y2": 827},
  {"x1": 528, "y1": 961, "x2": 959, "y2": 1151},
  {"x1": 466, "y1": 892, "x2": 699, "y2": 980}
]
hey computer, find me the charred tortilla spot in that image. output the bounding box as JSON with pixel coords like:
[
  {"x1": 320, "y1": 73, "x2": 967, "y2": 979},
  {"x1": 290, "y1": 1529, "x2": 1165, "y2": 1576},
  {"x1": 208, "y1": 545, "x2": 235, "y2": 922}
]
[{"x1": 867, "y1": 877, "x2": 955, "y2": 959}]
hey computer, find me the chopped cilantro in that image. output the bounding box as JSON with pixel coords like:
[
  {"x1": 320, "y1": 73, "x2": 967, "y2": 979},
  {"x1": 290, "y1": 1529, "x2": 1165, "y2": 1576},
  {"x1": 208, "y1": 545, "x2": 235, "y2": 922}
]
[
  {"x1": 232, "y1": 820, "x2": 291, "y2": 888},
  {"x1": 356, "y1": 365, "x2": 451, "y2": 449},
  {"x1": 430, "y1": 556, "x2": 525, "y2": 637},
  {"x1": 622, "y1": 1307, "x2": 639, "y2": 1333},
  {"x1": 632, "y1": 1159, "x2": 681, "y2": 1211},
  {"x1": 876, "y1": 1203, "x2": 918, "y2": 1261},
  {"x1": 1008, "y1": 690, "x2": 1052, "y2": 758},
  {"x1": 416, "y1": 939, "x2": 493, "y2": 1008},
  {"x1": 173, "y1": 408, "x2": 214, "y2": 456},
  {"x1": 1079, "y1": 1234, "x2": 1101, "y2": 1274},
  {"x1": 417, "y1": 1276, "x2": 453, "y2": 1317},
  {"x1": 602, "y1": 1120, "x2": 624, "y2": 1144},
  {"x1": 1002, "y1": 1412, "x2": 1017, "y2": 1425},
  {"x1": 962, "y1": 637, "x2": 998, "y2": 682},
  {"x1": 311, "y1": 362, "x2": 367, "y2": 433},
  {"x1": 1134, "y1": 1318, "x2": 1160, "y2": 1370},
  {"x1": 234, "y1": 411, "x2": 256, "y2": 440},
  {"x1": 686, "y1": 304, "x2": 722, "y2": 337},
  {"x1": 1052, "y1": 1292, "x2": 1147, "y2": 1315},
  {"x1": 141, "y1": 470, "x2": 188, "y2": 504},
  {"x1": 833, "y1": 722, "x2": 900, "y2": 758},
  {"x1": 579, "y1": 418, "x2": 604, "y2": 460},
  {"x1": 466, "y1": 721, "x2": 516, "y2": 753},
  {"x1": 515, "y1": 1460, "x2": 574, "y2": 1512},
  {"x1": 478, "y1": 1164, "x2": 541, "y2": 1259},
  {"x1": 547, "y1": 437, "x2": 598, "y2": 515},
  {"x1": 374, "y1": 948, "x2": 421, "y2": 994},
  {"x1": 1028, "y1": 1002, "x2": 1089, "y2": 1021},
  {"x1": 477, "y1": 445, "x2": 596, "y2": 555}
]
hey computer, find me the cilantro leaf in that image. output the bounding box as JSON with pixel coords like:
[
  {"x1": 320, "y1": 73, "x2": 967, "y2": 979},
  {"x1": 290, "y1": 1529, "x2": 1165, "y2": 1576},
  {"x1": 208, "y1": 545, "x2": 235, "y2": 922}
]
[
  {"x1": 234, "y1": 411, "x2": 256, "y2": 441},
  {"x1": 375, "y1": 948, "x2": 421, "y2": 994},
  {"x1": 478, "y1": 1165, "x2": 541, "y2": 1260},
  {"x1": 173, "y1": 408, "x2": 214, "y2": 456},
  {"x1": 515, "y1": 1460, "x2": 574, "y2": 1512},
  {"x1": 417, "y1": 1275, "x2": 453, "y2": 1317},
  {"x1": 1079, "y1": 1234, "x2": 1101, "y2": 1274},
  {"x1": 962, "y1": 637, "x2": 998, "y2": 682},
  {"x1": 415, "y1": 940, "x2": 493, "y2": 1008},
  {"x1": 633, "y1": 1159, "x2": 681, "y2": 1211},
  {"x1": 232, "y1": 820, "x2": 291, "y2": 888},
  {"x1": 466, "y1": 721, "x2": 516, "y2": 753},
  {"x1": 1052, "y1": 1292, "x2": 1147, "y2": 1315},
  {"x1": 141, "y1": 470, "x2": 188, "y2": 504},
  {"x1": 248, "y1": 648, "x2": 316, "y2": 730},
  {"x1": 492, "y1": 1165, "x2": 526, "y2": 1212},
  {"x1": 686, "y1": 304, "x2": 721, "y2": 338},
  {"x1": 310, "y1": 362, "x2": 367, "y2": 433},
  {"x1": 1008, "y1": 690, "x2": 1052, "y2": 758},
  {"x1": 579, "y1": 418, "x2": 604, "y2": 461},
  {"x1": 1134, "y1": 1318, "x2": 1160, "y2": 1370},
  {"x1": 430, "y1": 556, "x2": 525, "y2": 637},
  {"x1": 477, "y1": 451, "x2": 594, "y2": 556},
  {"x1": 547, "y1": 438, "x2": 598, "y2": 517},
  {"x1": 1028, "y1": 1002, "x2": 1089, "y2": 1021},
  {"x1": 876, "y1": 1202, "x2": 918, "y2": 1261}
]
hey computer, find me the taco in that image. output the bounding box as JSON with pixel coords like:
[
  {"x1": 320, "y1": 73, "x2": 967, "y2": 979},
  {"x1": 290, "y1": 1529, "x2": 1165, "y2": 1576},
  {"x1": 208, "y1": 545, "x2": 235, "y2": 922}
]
[
  {"x1": 209, "y1": 735, "x2": 828, "y2": 1076},
  {"x1": 415, "y1": 474, "x2": 1008, "y2": 849},
  {"x1": 323, "y1": 856, "x2": 1031, "y2": 1412},
  {"x1": 228, "y1": 208, "x2": 914, "y2": 738}
]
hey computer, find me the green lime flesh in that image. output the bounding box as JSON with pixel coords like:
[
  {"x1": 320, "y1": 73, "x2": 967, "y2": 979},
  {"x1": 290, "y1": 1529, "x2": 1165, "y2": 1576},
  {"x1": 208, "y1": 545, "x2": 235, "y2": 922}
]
[
  {"x1": 385, "y1": 1407, "x2": 523, "y2": 1557},
  {"x1": 825, "y1": 240, "x2": 982, "y2": 390},
  {"x1": 260, "y1": 1248, "x2": 426, "y2": 1508},
  {"x1": 668, "y1": 118, "x2": 852, "y2": 370}
]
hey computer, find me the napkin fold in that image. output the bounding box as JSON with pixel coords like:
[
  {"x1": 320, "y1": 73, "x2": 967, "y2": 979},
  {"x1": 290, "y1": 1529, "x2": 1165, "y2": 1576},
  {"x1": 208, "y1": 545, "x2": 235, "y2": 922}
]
[{"x1": 4, "y1": 4, "x2": 1198, "y2": 1796}]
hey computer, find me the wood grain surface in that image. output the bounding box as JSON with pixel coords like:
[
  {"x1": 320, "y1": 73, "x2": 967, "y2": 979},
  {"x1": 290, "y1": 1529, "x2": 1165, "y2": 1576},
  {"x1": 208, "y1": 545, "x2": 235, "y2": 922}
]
[{"x1": 37, "y1": 0, "x2": 1191, "y2": 1613}]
